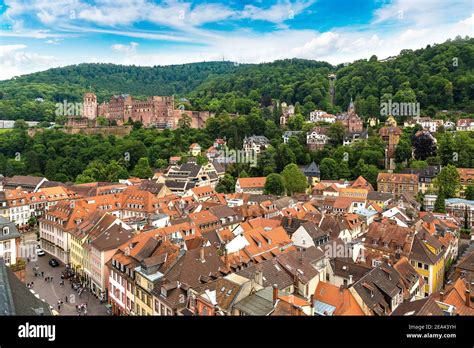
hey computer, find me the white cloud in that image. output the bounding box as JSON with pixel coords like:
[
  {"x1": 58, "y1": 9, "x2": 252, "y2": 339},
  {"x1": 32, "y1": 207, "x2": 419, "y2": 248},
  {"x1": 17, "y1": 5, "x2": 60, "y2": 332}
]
[
  {"x1": 111, "y1": 41, "x2": 139, "y2": 55},
  {"x1": 240, "y1": 0, "x2": 316, "y2": 24},
  {"x1": 372, "y1": 0, "x2": 470, "y2": 27},
  {"x1": 0, "y1": 44, "x2": 57, "y2": 80},
  {"x1": 0, "y1": 0, "x2": 472, "y2": 78}
]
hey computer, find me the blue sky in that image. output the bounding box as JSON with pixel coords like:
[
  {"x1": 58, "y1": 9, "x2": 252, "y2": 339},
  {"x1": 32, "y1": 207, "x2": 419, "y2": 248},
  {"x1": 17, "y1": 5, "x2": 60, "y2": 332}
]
[{"x1": 0, "y1": 0, "x2": 472, "y2": 80}]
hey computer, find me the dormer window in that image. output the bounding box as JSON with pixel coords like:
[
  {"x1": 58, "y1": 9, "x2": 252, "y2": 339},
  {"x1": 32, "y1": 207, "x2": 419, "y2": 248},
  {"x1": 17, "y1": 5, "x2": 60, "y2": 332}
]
[{"x1": 2, "y1": 226, "x2": 9, "y2": 236}]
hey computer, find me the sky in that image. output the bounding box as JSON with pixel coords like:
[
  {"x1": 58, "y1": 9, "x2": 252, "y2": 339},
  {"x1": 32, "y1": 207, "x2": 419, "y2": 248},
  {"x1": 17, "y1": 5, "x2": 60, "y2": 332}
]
[{"x1": 0, "y1": 0, "x2": 472, "y2": 80}]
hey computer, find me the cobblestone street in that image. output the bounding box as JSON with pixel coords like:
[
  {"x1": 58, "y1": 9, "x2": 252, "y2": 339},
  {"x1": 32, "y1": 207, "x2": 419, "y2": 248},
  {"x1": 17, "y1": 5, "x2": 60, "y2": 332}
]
[{"x1": 25, "y1": 251, "x2": 109, "y2": 316}]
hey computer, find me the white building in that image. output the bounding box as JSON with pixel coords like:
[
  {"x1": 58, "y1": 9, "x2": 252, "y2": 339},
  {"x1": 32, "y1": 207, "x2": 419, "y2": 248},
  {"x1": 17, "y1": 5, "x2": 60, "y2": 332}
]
[
  {"x1": 310, "y1": 110, "x2": 336, "y2": 123},
  {"x1": 243, "y1": 135, "x2": 270, "y2": 155},
  {"x1": 417, "y1": 117, "x2": 443, "y2": 133},
  {"x1": 0, "y1": 217, "x2": 21, "y2": 265}
]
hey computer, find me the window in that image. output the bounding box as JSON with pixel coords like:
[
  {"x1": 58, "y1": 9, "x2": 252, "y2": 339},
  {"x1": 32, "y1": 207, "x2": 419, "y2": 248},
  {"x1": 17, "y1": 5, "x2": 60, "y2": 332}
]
[{"x1": 423, "y1": 264, "x2": 429, "y2": 270}]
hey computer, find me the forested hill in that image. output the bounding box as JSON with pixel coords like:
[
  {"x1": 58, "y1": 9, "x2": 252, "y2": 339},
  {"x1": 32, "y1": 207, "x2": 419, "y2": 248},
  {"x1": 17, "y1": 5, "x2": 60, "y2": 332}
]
[
  {"x1": 0, "y1": 37, "x2": 472, "y2": 122},
  {"x1": 0, "y1": 61, "x2": 241, "y2": 102},
  {"x1": 334, "y1": 36, "x2": 474, "y2": 117}
]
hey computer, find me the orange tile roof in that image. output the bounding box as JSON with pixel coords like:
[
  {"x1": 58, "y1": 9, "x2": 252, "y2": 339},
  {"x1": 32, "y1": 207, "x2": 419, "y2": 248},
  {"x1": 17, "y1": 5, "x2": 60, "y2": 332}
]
[
  {"x1": 237, "y1": 177, "x2": 266, "y2": 188},
  {"x1": 191, "y1": 185, "x2": 216, "y2": 197},
  {"x1": 189, "y1": 210, "x2": 220, "y2": 225},
  {"x1": 241, "y1": 217, "x2": 282, "y2": 231},
  {"x1": 314, "y1": 281, "x2": 364, "y2": 315},
  {"x1": 278, "y1": 294, "x2": 311, "y2": 307},
  {"x1": 437, "y1": 278, "x2": 474, "y2": 315},
  {"x1": 377, "y1": 172, "x2": 418, "y2": 184}
]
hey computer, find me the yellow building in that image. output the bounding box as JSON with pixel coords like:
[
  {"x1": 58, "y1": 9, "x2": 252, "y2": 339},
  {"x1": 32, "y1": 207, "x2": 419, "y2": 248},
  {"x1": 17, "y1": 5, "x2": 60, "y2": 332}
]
[
  {"x1": 386, "y1": 115, "x2": 397, "y2": 127},
  {"x1": 69, "y1": 232, "x2": 87, "y2": 276},
  {"x1": 409, "y1": 231, "x2": 445, "y2": 297},
  {"x1": 189, "y1": 143, "x2": 201, "y2": 157},
  {"x1": 458, "y1": 168, "x2": 474, "y2": 197},
  {"x1": 133, "y1": 269, "x2": 155, "y2": 316}
]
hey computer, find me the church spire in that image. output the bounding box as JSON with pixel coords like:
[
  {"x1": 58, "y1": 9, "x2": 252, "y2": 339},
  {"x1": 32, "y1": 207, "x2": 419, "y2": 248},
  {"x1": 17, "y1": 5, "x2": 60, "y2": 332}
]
[{"x1": 348, "y1": 96, "x2": 355, "y2": 115}]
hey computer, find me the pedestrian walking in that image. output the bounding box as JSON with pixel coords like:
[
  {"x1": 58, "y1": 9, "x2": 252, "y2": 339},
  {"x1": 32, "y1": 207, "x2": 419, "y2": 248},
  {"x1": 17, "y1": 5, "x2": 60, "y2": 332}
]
[
  {"x1": 41, "y1": 271, "x2": 44, "y2": 277},
  {"x1": 65, "y1": 296, "x2": 68, "y2": 303}
]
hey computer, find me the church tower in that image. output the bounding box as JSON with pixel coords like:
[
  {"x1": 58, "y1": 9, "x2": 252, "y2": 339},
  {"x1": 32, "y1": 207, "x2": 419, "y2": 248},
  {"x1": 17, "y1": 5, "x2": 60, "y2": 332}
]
[
  {"x1": 348, "y1": 97, "x2": 356, "y2": 115},
  {"x1": 83, "y1": 92, "x2": 97, "y2": 120}
]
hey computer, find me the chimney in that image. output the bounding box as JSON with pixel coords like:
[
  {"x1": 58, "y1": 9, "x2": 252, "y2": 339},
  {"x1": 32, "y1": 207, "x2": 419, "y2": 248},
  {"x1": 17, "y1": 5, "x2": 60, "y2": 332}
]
[
  {"x1": 439, "y1": 291, "x2": 444, "y2": 302},
  {"x1": 254, "y1": 270, "x2": 263, "y2": 286},
  {"x1": 272, "y1": 284, "x2": 278, "y2": 306},
  {"x1": 310, "y1": 294, "x2": 314, "y2": 309},
  {"x1": 200, "y1": 246, "x2": 205, "y2": 263},
  {"x1": 224, "y1": 248, "x2": 228, "y2": 267},
  {"x1": 465, "y1": 290, "x2": 471, "y2": 308},
  {"x1": 349, "y1": 274, "x2": 353, "y2": 285}
]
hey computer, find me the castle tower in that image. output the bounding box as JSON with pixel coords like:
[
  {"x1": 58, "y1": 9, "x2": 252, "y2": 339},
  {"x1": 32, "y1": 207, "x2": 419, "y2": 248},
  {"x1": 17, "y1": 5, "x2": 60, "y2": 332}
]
[{"x1": 83, "y1": 92, "x2": 97, "y2": 120}]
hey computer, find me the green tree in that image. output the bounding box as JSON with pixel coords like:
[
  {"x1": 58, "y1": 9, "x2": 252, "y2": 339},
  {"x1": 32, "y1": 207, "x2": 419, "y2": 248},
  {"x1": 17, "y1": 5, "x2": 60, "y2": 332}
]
[
  {"x1": 319, "y1": 158, "x2": 338, "y2": 180},
  {"x1": 281, "y1": 163, "x2": 307, "y2": 195},
  {"x1": 395, "y1": 139, "x2": 412, "y2": 164},
  {"x1": 155, "y1": 159, "x2": 168, "y2": 169},
  {"x1": 287, "y1": 114, "x2": 305, "y2": 130},
  {"x1": 275, "y1": 143, "x2": 296, "y2": 172},
  {"x1": 465, "y1": 185, "x2": 474, "y2": 200},
  {"x1": 435, "y1": 164, "x2": 460, "y2": 198},
  {"x1": 410, "y1": 160, "x2": 428, "y2": 170},
  {"x1": 327, "y1": 122, "x2": 345, "y2": 147},
  {"x1": 14, "y1": 119, "x2": 28, "y2": 129},
  {"x1": 434, "y1": 189, "x2": 446, "y2": 213},
  {"x1": 96, "y1": 117, "x2": 109, "y2": 126},
  {"x1": 239, "y1": 170, "x2": 249, "y2": 178},
  {"x1": 216, "y1": 174, "x2": 236, "y2": 193},
  {"x1": 178, "y1": 114, "x2": 191, "y2": 129},
  {"x1": 104, "y1": 160, "x2": 129, "y2": 182},
  {"x1": 196, "y1": 155, "x2": 208, "y2": 166},
  {"x1": 337, "y1": 160, "x2": 351, "y2": 179},
  {"x1": 264, "y1": 173, "x2": 286, "y2": 195},
  {"x1": 132, "y1": 157, "x2": 153, "y2": 179},
  {"x1": 438, "y1": 132, "x2": 456, "y2": 166}
]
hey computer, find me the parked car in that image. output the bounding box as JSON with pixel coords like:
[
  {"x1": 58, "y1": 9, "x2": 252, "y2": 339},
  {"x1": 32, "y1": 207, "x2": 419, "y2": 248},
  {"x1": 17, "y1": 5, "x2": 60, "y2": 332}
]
[
  {"x1": 36, "y1": 248, "x2": 45, "y2": 257},
  {"x1": 49, "y1": 258, "x2": 60, "y2": 267}
]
